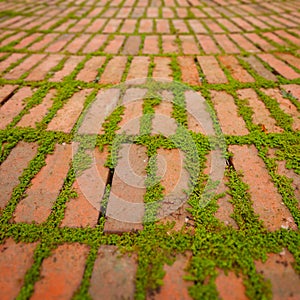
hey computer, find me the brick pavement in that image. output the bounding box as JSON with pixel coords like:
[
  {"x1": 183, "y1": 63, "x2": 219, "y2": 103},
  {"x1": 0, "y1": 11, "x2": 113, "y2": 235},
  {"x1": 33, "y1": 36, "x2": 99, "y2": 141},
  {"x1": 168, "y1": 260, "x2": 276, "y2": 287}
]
[{"x1": 0, "y1": 0, "x2": 300, "y2": 299}]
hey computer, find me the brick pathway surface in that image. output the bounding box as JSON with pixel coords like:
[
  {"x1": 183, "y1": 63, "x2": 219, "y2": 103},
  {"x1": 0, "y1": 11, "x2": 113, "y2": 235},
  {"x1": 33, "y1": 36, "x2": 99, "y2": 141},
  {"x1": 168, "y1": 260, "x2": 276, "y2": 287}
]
[{"x1": 0, "y1": 0, "x2": 300, "y2": 299}]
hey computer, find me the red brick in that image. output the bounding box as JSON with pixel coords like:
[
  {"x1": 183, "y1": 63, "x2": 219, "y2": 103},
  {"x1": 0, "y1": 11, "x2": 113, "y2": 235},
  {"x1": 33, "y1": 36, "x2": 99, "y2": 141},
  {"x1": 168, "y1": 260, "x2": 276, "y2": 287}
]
[
  {"x1": 229, "y1": 144, "x2": 297, "y2": 231},
  {"x1": 211, "y1": 90, "x2": 249, "y2": 135},
  {"x1": 180, "y1": 35, "x2": 200, "y2": 54},
  {"x1": 76, "y1": 56, "x2": 106, "y2": 82},
  {"x1": 100, "y1": 56, "x2": 127, "y2": 84},
  {"x1": 139, "y1": 19, "x2": 153, "y2": 33},
  {"x1": 127, "y1": 56, "x2": 150, "y2": 82},
  {"x1": 240, "y1": 55, "x2": 277, "y2": 81},
  {"x1": 13, "y1": 144, "x2": 72, "y2": 224},
  {"x1": 50, "y1": 56, "x2": 84, "y2": 82},
  {"x1": 85, "y1": 19, "x2": 106, "y2": 33},
  {"x1": 46, "y1": 34, "x2": 74, "y2": 53},
  {"x1": 26, "y1": 54, "x2": 63, "y2": 81},
  {"x1": 258, "y1": 54, "x2": 299, "y2": 80},
  {"x1": 162, "y1": 35, "x2": 178, "y2": 54},
  {"x1": 276, "y1": 53, "x2": 300, "y2": 70},
  {"x1": 89, "y1": 246, "x2": 137, "y2": 299},
  {"x1": 31, "y1": 243, "x2": 89, "y2": 300},
  {"x1": 0, "y1": 84, "x2": 17, "y2": 104},
  {"x1": 103, "y1": 19, "x2": 122, "y2": 33},
  {"x1": 143, "y1": 35, "x2": 159, "y2": 54},
  {"x1": 18, "y1": 89, "x2": 56, "y2": 128},
  {"x1": 0, "y1": 142, "x2": 38, "y2": 209},
  {"x1": 178, "y1": 56, "x2": 200, "y2": 85},
  {"x1": 245, "y1": 16, "x2": 270, "y2": 29},
  {"x1": 197, "y1": 35, "x2": 220, "y2": 54},
  {"x1": 204, "y1": 19, "x2": 225, "y2": 33},
  {"x1": 230, "y1": 33, "x2": 259, "y2": 52},
  {"x1": 102, "y1": 7, "x2": 118, "y2": 18},
  {"x1": 197, "y1": 56, "x2": 228, "y2": 84},
  {"x1": 231, "y1": 18, "x2": 255, "y2": 31},
  {"x1": 156, "y1": 19, "x2": 170, "y2": 33},
  {"x1": 65, "y1": 34, "x2": 90, "y2": 53},
  {"x1": 153, "y1": 57, "x2": 172, "y2": 80},
  {"x1": 82, "y1": 34, "x2": 107, "y2": 53},
  {"x1": 120, "y1": 19, "x2": 137, "y2": 33},
  {"x1": 237, "y1": 88, "x2": 282, "y2": 133},
  {"x1": 255, "y1": 251, "x2": 300, "y2": 300},
  {"x1": 215, "y1": 34, "x2": 240, "y2": 53},
  {"x1": 116, "y1": 7, "x2": 131, "y2": 18},
  {"x1": 149, "y1": 254, "x2": 192, "y2": 300},
  {"x1": 55, "y1": 19, "x2": 76, "y2": 32},
  {"x1": 4, "y1": 54, "x2": 46, "y2": 80},
  {"x1": 39, "y1": 19, "x2": 58, "y2": 31},
  {"x1": 262, "y1": 32, "x2": 289, "y2": 47},
  {"x1": 219, "y1": 55, "x2": 254, "y2": 83},
  {"x1": 165, "y1": 0, "x2": 176, "y2": 6},
  {"x1": 69, "y1": 18, "x2": 91, "y2": 32},
  {"x1": 0, "y1": 87, "x2": 33, "y2": 129},
  {"x1": 217, "y1": 18, "x2": 242, "y2": 33},
  {"x1": 244, "y1": 33, "x2": 275, "y2": 51},
  {"x1": 122, "y1": 36, "x2": 141, "y2": 55},
  {"x1": 275, "y1": 30, "x2": 300, "y2": 46},
  {"x1": 188, "y1": 20, "x2": 207, "y2": 34},
  {"x1": 0, "y1": 239, "x2": 37, "y2": 300},
  {"x1": 261, "y1": 88, "x2": 300, "y2": 131},
  {"x1": 147, "y1": 7, "x2": 159, "y2": 18},
  {"x1": 176, "y1": 7, "x2": 188, "y2": 18},
  {"x1": 172, "y1": 19, "x2": 189, "y2": 33},
  {"x1": 215, "y1": 270, "x2": 247, "y2": 300},
  {"x1": 281, "y1": 84, "x2": 300, "y2": 101},
  {"x1": 162, "y1": 7, "x2": 174, "y2": 18},
  {"x1": 61, "y1": 147, "x2": 109, "y2": 228},
  {"x1": 29, "y1": 34, "x2": 59, "y2": 51},
  {"x1": 131, "y1": 7, "x2": 145, "y2": 18},
  {"x1": 257, "y1": 16, "x2": 282, "y2": 28},
  {"x1": 104, "y1": 144, "x2": 147, "y2": 232},
  {"x1": 104, "y1": 35, "x2": 125, "y2": 54},
  {"x1": 271, "y1": 15, "x2": 296, "y2": 28},
  {"x1": 203, "y1": 7, "x2": 222, "y2": 17},
  {"x1": 86, "y1": 7, "x2": 104, "y2": 18},
  {"x1": 14, "y1": 33, "x2": 42, "y2": 49}
]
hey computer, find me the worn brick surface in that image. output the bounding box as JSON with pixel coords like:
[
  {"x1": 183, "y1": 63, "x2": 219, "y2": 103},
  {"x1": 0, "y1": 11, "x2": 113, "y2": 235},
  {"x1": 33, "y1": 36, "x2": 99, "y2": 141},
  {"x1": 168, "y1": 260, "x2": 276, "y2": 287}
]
[
  {"x1": 89, "y1": 246, "x2": 137, "y2": 299},
  {"x1": 13, "y1": 144, "x2": 72, "y2": 224},
  {"x1": 153, "y1": 57, "x2": 172, "y2": 79},
  {"x1": 0, "y1": 239, "x2": 37, "y2": 300},
  {"x1": 178, "y1": 56, "x2": 200, "y2": 85},
  {"x1": 127, "y1": 56, "x2": 150, "y2": 82},
  {"x1": 143, "y1": 35, "x2": 159, "y2": 54},
  {"x1": 0, "y1": 53, "x2": 26, "y2": 73},
  {"x1": 31, "y1": 243, "x2": 89, "y2": 300},
  {"x1": 76, "y1": 56, "x2": 106, "y2": 82},
  {"x1": 100, "y1": 56, "x2": 127, "y2": 84},
  {"x1": 0, "y1": 84, "x2": 17, "y2": 104}
]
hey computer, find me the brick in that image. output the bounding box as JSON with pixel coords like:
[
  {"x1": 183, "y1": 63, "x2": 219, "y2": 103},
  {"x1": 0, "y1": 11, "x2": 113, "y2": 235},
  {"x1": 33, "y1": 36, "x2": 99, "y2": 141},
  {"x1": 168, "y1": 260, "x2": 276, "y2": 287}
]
[
  {"x1": 39, "y1": 19, "x2": 58, "y2": 31},
  {"x1": 276, "y1": 53, "x2": 300, "y2": 70},
  {"x1": 100, "y1": 56, "x2": 127, "y2": 84},
  {"x1": 14, "y1": 33, "x2": 42, "y2": 49},
  {"x1": 237, "y1": 88, "x2": 282, "y2": 133},
  {"x1": 204, "y1": 19, "x2": 225, "y2": 33},
  {"x1": 211, "y1": 90, "x2": 249, "y2": 135},
  {"x1": 230, "y1": 33, "x2": 259, "y2": 53},
  {"x1": 231, "y1": 18, "x2": 255, "y2": 32},
  {"x1": 122, "y1": 36, "x2": 141, "y2": 55},
  {"x1": 82, "y1": 34, "x2": 107, "y2": 53},
  {"x1": 120, "y1": 19, "x2": 137, "y2": 33},
  {"x1": 85, "y1": 19, "x2": 106, "y2": 33},
  {"x1": 131, "y1": 7, "x2": 145, "y2": 18},
  {"x1": 147, "y1": 7, "x2": 159, "y2": 18},
  {"x1": 217, "y1": 18, "x2": 242, "y2": 33},
  {"x1": 139, "y1": 19, "x2": 153, "y2": 33},
  {"x1": 0, "y1": 84, "x2": 17, "y2": 104},
  {"x1": 103, "y1": 19, "x2": 122, "y2": 33},
  {"x1": 127, "y1": 56, "x2": 150, "y2": 82},
  {"x1": 162, "y1": 35, "x2": 178, "y2": 54},
  {"x1": 281, "y1": 84, "x2": 300, "y2": 101},
  {"x1": 262, "y1": 32, "x2": 289, "y2": 47},
  {"x1": 245, "y1": 16, "x2": 270, "y2": 29},
  {"x1": 240, "y1": 55, "x2": 277, "y2": 81},
  {"x1": 65, "y1": 34, "x2": 90, "y2": 53},
  {"x1": 177, "y1": 56, "x2": 200, "y2": 85},
  {"x1": 143, "y1": 35, "x2": 159, "y2": 54},
  {"x1": 50, "y1": 56, "x2": 84, "y2": 82},
  {"x1": 4, "y1": 54, "x2": 46, "y2": 80},
  {"x1": 258, "y1": 54, "x2": 299, "y2": 80},
  {"x1": 176, "y1": 7, "x2": 188, "y2": 18},
  {"x1": 215, "y1": 34, "x2": 240, "y2": 53},
  {"x1": 197, "y1": 56, "x2": 228, "y2": 84},
  {"x1": 261, "y1": 88, "x2": 300, "y2": 131},
  {"x1": 0, "y1": 87, "x2": 33, "y2": 129},
  {"x1": 172, "y1": 19, "x2": 189, "y2": 33},
  {"x1": 162, "y1": 7, "x2": 174, "y2": 18},
  {"x1": 76, "y1": 56, "x2": 106, "y2": 82},
  {"x1": 69, "y1": 18, "x2": 91, "y2": 32},
  {"x1": 61, "y1": 147, "x2": 109, "y2": 227},
  {"x1": 0, "y1": 53, "x2": 25, "y2": 72},
  {"x1": 275, "y1": 30, "x2": 300, "y2": 46},
  {"x1": 153, "y1": 57, "x2": 172, "y2": 80},
  {"x1": 29, "y1": 33, "x2": 59, "y2": 51},
  {"x1": 215, "y1": 270, "x2": 247, "y2": 300},
  {"x1": 149, "y1": 254, "x2": 192, "y2": 300},
  {"x1": 89, "y1": 246, "x2": 137, "y2": 299},
  {"x1": 271, "y1": 15, "x2": 296, "y2": 28},
  {"x1": 116, "y1": 7, "x2": 131, "y2": 18},
  {"x1": 86, "y1": 7, "x2": 104, "y2": 18},
  {"x1": 255, "y1": 251, "x2": 300, "y2": 300},
  {"x1": 47, "y1": 34, "x2": 75, "y2": 53},
  {"x1": 219, "y1": 55, "x2": 254, "y2": 83},
  {"x1": 26, "y1": 54, "x2": 63, "y2": 81},
  {"x1": 13, "y1": 144, "x2": 72, "y2": 224},
  {"x1": 196, "y1": 35, "x2": 220, "y2": 54},
  {"x1": 0, "y1": 239, "x2": 37, "y2": 300},
  {"x1": 104, "y1": 35, "x2": 125, "y2": 54},
  {"x1": 188, "y1": 20, "x2": 207, "y2": 34},
  {"x1": 55, "y1": 19, "x2": 76, "y2": 32},
  {"x1": 180, "y1": 35, "x2": 200, "y2": 54},
  {"x1": 244, "y1": 33, "x2": 275, "y2": 51},
  {"x1": 203, "y1": 7, "x2": 222, "y2": 18},
  {"x1": 102, "y1": 7, "x2": 117, "y2": 18},
  {"x1": 156, "y1": 19, "x2": 170, "y2": 33},
  {"x1": 229, "y1": 144, "x2": 297, "y2": 231},
  {"x1": 0, "y1": 142, "x2": 38, "y2": 209},
  {"x1": 48, "y1": 89, "x2": 92, "y2": 133},
  {"x1": 18, "y1": 89, "x2": 56, "y2": 128},
  {"x1": 104, "y1": 144, "x2": 147, "y2": 232},
  {"x1": 31, "y1": 243, "x2": 89, "y2": 300}
]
